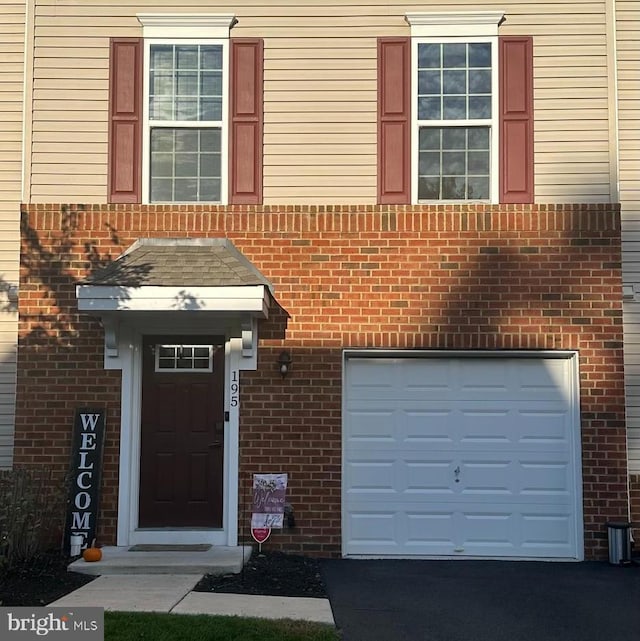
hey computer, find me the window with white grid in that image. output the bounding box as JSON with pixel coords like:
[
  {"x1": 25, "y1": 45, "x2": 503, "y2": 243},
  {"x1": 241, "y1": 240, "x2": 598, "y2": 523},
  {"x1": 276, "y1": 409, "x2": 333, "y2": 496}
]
[
  {"x1": 416, "y1": 40, "x2": 496, "y2": 201},
  {"x1": 145, "y1": 41, "x2": 227, "y2": 203},
  {"x1": 406, "y1": 12, "x2": 503, "y2": 204},
  {"x1": 155, "y1": 345, "x2": 214, "y2": 372}
]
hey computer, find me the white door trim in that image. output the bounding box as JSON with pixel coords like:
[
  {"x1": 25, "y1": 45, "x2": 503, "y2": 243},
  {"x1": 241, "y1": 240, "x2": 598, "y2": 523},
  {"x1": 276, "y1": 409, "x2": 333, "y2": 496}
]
[
  {"x1": 108, "y1": 324, "x2": 252, "y2": 546},
  {"x1": 341, "y1": 349, "x2": 584, "y2": 560}
]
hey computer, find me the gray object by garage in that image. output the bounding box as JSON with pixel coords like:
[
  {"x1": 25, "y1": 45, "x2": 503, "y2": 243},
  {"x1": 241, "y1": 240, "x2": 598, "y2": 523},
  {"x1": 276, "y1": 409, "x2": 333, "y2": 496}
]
[{"x1": 606, "y1": 521, "x2": 633, "y2": 565}]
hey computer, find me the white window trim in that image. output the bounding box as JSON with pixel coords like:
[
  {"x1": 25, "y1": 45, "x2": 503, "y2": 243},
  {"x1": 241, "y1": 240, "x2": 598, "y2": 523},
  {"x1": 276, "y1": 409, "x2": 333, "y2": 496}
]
[
  {"x1": 406, "y1": 12, "x2": 504, "y2": 205},
  {"x1": 405, "y1": 11, "x2": 505, "y2": 37},
  {"x1": 137, "y1": 13, "x2": 236, "y2": 39},
  {"x1": 137, "y1": 14, "x2": 234, "y2": 205}
]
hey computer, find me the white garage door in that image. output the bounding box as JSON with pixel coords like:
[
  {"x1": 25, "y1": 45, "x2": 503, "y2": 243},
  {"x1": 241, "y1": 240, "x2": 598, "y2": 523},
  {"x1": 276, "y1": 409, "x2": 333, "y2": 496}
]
[{"x1": 343, "y1": 353, "x2": 583, "y2": 559}]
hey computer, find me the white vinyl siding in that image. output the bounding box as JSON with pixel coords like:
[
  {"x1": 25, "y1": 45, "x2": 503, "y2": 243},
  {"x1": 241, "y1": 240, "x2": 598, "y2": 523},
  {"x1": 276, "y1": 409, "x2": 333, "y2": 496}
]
[
  {"x1": 27, "y1": 0, "x2": 615, "y2": 205},
  {"x1": 0, "y1": 2, "x2": 24, "y2": 468},
  {"x1": 617, "y1": 0, "x2": 640, "y2": 473}
]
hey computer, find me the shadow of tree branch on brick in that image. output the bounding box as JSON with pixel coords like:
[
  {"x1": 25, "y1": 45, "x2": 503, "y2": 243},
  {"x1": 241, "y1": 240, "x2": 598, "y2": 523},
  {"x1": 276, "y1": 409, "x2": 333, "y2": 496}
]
[
  {"x1": 14, "y1": 206, "x2": 153, "y2": 547},
  {"x1": 19, "y1": 206, "x2": 153, "y2": 346}
]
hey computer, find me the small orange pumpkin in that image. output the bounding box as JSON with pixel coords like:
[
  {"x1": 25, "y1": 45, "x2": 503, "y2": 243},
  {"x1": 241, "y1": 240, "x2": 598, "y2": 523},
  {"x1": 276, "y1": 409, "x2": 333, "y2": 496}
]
[{"x1": 82, "y1": 540, "x2": 102, "y2": 562}]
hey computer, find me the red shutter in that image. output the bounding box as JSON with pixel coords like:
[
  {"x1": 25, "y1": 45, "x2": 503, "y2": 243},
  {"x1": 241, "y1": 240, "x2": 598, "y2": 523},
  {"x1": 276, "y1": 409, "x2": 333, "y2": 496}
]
[
  {"x1": 499, "y1": 36, "x2": 534, "y2": 204},
  {"x1": 229, "y1": 39, "x2": 263, "y2": 205},
  {"x1": 377, "y1": 37, "x2": 411, "y2": 205},
  {"x1": 108, "y1": 38, "x2": 142, "y2": 204}
]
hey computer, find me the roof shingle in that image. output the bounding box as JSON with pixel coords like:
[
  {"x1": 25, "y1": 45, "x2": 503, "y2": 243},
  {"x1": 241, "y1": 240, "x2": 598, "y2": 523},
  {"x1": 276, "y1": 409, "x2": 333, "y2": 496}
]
[{"x1": 82, "y1": 238, "x2": 273, "y2": 291}]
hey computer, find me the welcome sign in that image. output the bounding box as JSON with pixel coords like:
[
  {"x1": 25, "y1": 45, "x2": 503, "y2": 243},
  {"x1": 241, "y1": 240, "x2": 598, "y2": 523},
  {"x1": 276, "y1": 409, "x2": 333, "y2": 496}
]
[{"x1": 64, "y1": 409, "x2": 106, "y2": 555}]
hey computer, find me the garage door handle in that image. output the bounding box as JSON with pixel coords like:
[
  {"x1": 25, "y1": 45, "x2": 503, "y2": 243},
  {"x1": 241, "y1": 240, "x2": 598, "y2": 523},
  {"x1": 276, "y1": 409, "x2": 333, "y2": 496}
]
[
  {"x1": 454, "y1": 466, "x2": 460, "y2": 483},
  {"x1": 209, "y1": 441, "x2": 222, "y2": 447}
]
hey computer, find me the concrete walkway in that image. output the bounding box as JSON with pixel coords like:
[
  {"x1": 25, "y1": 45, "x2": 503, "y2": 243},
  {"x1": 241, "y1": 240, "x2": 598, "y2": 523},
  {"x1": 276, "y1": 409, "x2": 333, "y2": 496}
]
[
  {"x1": 49, "y1": 574, "x2": 334, "y2": 624},
  {"x1": 51, "y1": 546, "x2": 334, "y2": 625}
]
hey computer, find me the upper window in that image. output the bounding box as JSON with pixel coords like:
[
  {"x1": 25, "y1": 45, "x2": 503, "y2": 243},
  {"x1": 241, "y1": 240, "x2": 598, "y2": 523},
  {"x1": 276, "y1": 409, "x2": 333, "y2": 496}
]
[
  {"x1": 138, "y1": 14, "x2": 234, "y2": 204},
  {"x1": 416, "y1": 40, "x2": 495, "y2": 201},
  {"x1": 407, "y1": 12, "x2": 503, "y2": 203},
  {"x1": 147, "y1": 42, "x2": 225, "y2": 203}
]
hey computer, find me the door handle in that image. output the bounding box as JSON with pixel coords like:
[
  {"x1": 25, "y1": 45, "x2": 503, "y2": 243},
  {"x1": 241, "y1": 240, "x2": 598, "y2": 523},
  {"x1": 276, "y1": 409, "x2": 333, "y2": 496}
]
[{"x1": 208, "y1": 441, "x2": 223, "y2": 447}]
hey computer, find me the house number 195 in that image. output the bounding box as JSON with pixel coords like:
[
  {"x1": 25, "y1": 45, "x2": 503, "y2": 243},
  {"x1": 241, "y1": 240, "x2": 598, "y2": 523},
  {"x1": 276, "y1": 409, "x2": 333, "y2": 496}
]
[{"x1": 230, "y1": 370, "x2": 239, "y2": 407}]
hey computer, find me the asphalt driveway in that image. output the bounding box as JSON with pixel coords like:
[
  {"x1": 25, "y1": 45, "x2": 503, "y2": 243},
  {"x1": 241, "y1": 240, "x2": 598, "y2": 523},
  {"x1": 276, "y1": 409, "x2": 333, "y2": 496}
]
[{"x1": 321, "y1": 559, "x2": 640, "y2": 641}]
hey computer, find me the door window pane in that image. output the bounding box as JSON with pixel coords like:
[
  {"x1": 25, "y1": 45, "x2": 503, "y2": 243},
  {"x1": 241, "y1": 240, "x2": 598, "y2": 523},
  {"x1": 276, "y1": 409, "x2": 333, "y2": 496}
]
[{"x1": 155, "y1": 345, "x2": 214, "y2": 372}]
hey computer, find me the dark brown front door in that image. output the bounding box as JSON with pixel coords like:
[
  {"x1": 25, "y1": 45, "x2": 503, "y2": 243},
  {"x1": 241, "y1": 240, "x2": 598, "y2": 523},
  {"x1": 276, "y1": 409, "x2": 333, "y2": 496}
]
[{"x1": 139, "y1": 336, "x2": 225, "y2": 528}]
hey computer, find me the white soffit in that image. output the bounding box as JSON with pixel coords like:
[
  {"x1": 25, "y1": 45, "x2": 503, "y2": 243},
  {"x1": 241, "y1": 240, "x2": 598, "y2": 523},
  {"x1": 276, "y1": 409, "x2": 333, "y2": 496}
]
[
  {"x1": 405, "y1": 11, "x2": 506, "y2": 37},
  {"x1": 76, "y1": 285, "x2": 270, "y2": 317},
  {"x1": 137, "y1": 13, "x2": 236, "y2": 38}
]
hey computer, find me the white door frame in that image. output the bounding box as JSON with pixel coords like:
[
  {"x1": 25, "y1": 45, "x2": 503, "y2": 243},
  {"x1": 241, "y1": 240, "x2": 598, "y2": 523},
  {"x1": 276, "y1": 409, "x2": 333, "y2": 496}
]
[{"x1": 104, "y1": 320, "x2": 257, "y2": 547}]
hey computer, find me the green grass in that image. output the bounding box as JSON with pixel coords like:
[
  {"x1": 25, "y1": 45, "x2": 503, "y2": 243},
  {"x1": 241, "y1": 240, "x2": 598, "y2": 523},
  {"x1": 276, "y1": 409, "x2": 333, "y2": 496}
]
[{"x1": 104, "y1": 612, "x2": 340, "y2": 641}]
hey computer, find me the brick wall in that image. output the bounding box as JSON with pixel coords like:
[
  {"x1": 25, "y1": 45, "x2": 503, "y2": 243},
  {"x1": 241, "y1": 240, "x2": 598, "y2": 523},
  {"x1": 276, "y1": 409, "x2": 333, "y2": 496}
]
[{"x1": 15, "y1": 203, "x2": 627, "y2": 558}]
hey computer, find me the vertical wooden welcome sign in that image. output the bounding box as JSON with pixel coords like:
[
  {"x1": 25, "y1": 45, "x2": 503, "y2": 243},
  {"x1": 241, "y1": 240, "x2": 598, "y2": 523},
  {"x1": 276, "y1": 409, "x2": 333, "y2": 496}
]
[{"x1": 64, "y1": 408, "x2": 106, "y2": 554}]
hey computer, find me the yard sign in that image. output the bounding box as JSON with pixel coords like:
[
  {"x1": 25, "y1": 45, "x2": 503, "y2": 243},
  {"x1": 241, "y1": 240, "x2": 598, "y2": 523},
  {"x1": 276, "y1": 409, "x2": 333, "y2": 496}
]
[{"x1": 251, "y1": 473, "x2": 288, "y2": 528}]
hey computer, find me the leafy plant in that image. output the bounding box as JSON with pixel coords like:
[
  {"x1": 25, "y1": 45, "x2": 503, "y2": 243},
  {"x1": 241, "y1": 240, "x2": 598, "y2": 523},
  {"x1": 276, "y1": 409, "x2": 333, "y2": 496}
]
[{"x1": 0, "y1": 467, "x2": 68, "y2": 573}]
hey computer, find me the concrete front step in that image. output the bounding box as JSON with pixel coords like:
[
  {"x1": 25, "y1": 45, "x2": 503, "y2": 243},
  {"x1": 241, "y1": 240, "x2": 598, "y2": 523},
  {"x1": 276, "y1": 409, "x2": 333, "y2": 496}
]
[{"x1": 68, "y1": 545, "x2": 252, "y2": 576}]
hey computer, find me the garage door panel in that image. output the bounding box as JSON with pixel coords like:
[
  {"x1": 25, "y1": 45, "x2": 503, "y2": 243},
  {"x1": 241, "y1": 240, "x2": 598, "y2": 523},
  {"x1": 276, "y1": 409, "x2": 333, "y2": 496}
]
[
  {"x1": 461, "y1": 512, "x2": 514, "y2": 547},
  {"x1": 519, "y1": 461, "x2": 572, "y2": 496},
  {"x1": 521, "y1": 513, "x2": 573, "y2": 549},
  {"x1": 348, "y1": 510, "x2": 399, "y2": 550},
  {"x1": 347, "y1": 409, "x2": 396, "y2": 442},
  {"x1": 346, "y1": 457, "x2": 457, "y2": 495},
  {"x1": 459, "y1": 461, "x2": 512, "y2": 495},
  {"x1": 348, "y1": 358, "x2": 570, "y2": 403},
  {"x1": 347, "y1": 460, "x2": 397, "y2": 493},
  {"x1": 458, "y1": 409, "x2": 513, "y2": 443},
  {"x1": 350, "y1": 456, "x2": 513, "y2": 497},
  {"x1": 404, "y1": 410, "x2": 455, "y2": 443},
  {"x1": 458, "y1": 359, "x2": 569, "y2": 402},
  {"x1": 346, "y1": 403, "x2": 571, "y2": 450},
  {"x1": 346, "y1": 452, "x2": 572, "y2": 496},
  {"x1": 518, "y1": 408, "x2": 572, "y2": 443},
  {"x1": 345, "y1": 502, "x2": 575, "y2": 557},
  {"x1": 405, "y1": 461, "x2": 454, "y2": 494},
  {"x1": 343, "y1": 355, "x2": 582, "y2": 559}
]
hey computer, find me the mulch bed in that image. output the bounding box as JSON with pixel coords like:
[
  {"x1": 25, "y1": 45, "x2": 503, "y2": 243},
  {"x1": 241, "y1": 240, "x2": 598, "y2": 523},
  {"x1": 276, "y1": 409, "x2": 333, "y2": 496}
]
[
  {"x1": 0, "y1": 549, "x2": 326, "y2": 605},
  {"x1": 0, "y1": 553, "x2": 95, "y2": 607},
  {"x1": 194, "y1": 550, "x2": 328, "y2": 598}
]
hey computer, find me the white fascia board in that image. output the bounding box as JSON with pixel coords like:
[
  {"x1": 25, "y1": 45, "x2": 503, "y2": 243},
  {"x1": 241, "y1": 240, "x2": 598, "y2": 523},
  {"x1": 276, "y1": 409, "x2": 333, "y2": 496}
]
[
  {"x1": 137, "y1": 13, "x2": 236, "y2": 38},
  {"x1": 77, "y1": 285, "x2": 269, "y2": 316},
  {"x1": 405, "y1": 11, "x2": 505, "y2": 37}
]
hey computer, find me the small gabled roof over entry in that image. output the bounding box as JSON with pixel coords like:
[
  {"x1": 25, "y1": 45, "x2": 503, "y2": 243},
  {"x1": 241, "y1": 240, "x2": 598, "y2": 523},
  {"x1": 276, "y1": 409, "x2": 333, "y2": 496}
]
[
  {"x1": 82, "y1": 237, "x2": 273, "y2": 289},
  {"x1": 76, "y1": 238, "x2": 283, "y2": 361},
  {"x1": 77, "y1": 238, "x2": 275, "y2": 317}
]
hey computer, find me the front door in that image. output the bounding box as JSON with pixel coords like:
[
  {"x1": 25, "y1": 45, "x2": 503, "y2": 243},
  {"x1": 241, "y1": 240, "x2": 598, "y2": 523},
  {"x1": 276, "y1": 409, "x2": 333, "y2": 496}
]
[{"x1": 139, "y1": 336, "x2": 225, "y2": 528}]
